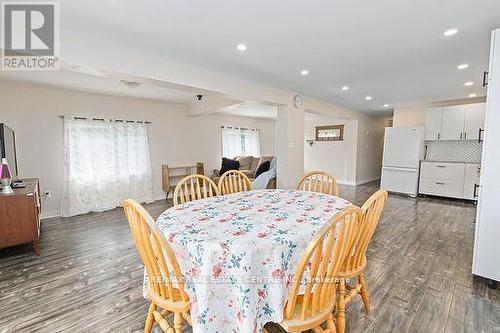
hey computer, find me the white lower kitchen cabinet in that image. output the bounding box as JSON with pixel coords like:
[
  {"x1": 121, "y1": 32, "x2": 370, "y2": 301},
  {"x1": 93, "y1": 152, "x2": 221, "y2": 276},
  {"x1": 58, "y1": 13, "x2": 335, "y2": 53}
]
[
  {"x1": 419, "y1": 161, "x2": 480, "y2": 200},
  {"x1": 463, "y1": 163, "x2": 481, "y2": 200}
]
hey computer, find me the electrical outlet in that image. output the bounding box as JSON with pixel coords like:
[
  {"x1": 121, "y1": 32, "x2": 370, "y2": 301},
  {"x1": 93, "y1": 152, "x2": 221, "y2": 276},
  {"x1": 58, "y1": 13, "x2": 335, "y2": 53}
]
[{"x1": 43, "y1": 191, "x2": 51, "y2": 198}]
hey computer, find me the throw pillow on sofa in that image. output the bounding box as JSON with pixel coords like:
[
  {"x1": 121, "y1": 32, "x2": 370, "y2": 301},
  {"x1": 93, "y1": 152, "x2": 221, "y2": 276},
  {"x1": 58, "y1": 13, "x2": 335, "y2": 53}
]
[
  {"x1": 235, "y1": 156, "x2": 253, "y2": 170},
  {"x1": 254, "y1": 160, "x2": 271, "y2": 178},
  {"x1": 219, "y1": 158, "x2": 240, "y2": 176}
]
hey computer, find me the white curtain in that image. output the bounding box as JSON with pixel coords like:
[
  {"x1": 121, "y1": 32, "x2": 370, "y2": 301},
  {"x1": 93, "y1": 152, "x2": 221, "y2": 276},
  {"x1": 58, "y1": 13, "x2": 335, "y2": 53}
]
[
  {"x1": 221, "y1": 127, "x2": 261, "y2": 157},
  {"x1": 222, "y1": 127, "x2": 243, "y2": 158},
  {"x1": 243, "y1": 129, "x2": 261, "y2": 156},
  {"x1": 61, "y1": 117, "x2": 154, "y2": 217}
]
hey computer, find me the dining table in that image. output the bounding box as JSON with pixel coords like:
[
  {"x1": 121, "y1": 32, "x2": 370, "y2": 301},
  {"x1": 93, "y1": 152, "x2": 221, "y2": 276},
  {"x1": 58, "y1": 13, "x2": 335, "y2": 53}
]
[{"x1": 152, "y1": 189, "x2": 352, "y2": 333}]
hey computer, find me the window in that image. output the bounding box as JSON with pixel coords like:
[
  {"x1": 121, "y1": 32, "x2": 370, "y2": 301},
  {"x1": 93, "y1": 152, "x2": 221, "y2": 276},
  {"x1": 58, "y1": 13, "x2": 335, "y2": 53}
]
[
  {"x1": 221, "y1": 126, "x2": 261, "y2": 157},
  {"x1": 61, "y1": 117, "x2": 154, "y2": 217}
]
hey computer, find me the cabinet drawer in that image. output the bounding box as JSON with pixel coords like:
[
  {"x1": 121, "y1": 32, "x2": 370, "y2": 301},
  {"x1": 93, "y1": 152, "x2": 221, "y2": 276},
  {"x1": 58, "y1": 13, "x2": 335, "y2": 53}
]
[
  {"x1": 420, "y1": 162, "x2": 465, "y2": 181},
  {"x1": 419, "y1": 179, "x2": 464, "y2": 198}
]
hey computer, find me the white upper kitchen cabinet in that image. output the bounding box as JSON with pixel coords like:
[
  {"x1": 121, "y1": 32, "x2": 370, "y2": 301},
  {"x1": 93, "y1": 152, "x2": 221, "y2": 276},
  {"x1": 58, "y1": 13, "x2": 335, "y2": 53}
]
[
  {"x1": 441, "y1": 105, "x2": 465, "y2": 140},
  {"x1": 464, "y1": 103, "x2": 486, "y2": 141},
  {"x1": 424, "y1": 107, "x2": 443, "y2": 140}
]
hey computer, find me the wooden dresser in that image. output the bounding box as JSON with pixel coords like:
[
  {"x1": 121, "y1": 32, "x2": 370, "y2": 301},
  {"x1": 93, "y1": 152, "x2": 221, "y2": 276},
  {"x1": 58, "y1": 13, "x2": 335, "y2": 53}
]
[{"x1": 0, "y1": 178, "x2": 42, "y2": 255}]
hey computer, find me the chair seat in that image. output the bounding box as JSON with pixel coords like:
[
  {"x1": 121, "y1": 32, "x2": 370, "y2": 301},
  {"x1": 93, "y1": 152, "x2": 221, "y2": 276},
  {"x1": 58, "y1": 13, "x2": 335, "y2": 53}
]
[
  {"x1": 279, "y1": 295, "x2": 336, "y2": 332},
  {"x1": 148, "y1": 286, "x2": 191, "y2": 313}
]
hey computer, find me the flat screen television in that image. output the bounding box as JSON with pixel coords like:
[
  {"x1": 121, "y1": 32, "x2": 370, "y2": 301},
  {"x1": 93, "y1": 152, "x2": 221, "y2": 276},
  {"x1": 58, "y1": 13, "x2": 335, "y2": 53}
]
[{"x1": 0, "y1": 123, "x2": 19, "y2": 179}]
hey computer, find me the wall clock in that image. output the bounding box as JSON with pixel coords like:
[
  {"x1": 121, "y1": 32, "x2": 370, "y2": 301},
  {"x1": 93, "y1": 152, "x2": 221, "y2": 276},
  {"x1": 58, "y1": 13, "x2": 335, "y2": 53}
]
[{"x1": 293, "y1": 94, "x2": 303, "y2": 108}]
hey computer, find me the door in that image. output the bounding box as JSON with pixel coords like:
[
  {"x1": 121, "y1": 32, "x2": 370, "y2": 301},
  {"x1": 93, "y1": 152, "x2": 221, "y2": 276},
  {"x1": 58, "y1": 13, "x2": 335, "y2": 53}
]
[
  {"x1": 463, "y1": 103, "x2": 486, "y2": 141},
  {"x1": 382, "y1": 127, "x2": 424, "y2": 168},
  {"x1": 425, "y1": 107, "x2": 443, "y2": 140},
  {"x1": 473, "y1": 184, "x2": 500, "y2": 280},
  {"x1": 441, "y1": 106, "x2": 465, "y2": 140},
  {"x1": 473, "y1": 29, "x2": 500, "y2": 281}
]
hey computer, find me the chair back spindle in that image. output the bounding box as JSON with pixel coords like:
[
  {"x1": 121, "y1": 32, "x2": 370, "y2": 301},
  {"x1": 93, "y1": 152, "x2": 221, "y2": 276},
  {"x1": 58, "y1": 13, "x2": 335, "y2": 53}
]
[
  {"x1": 218, "y1": 170, "x2": 252, "y2": 195},
  {"x1": 342, "y1": 190, "x2": 388, "y2": 273},
  {"x1": 296, "y1": 171, "x2": 339, "y2": 196},
  {"x1": 173, "y1": 174, "x2": 220, "y2": 206},
  {"x1": 284, "y1": 206, "x2": 362, "y2": 321},
  {"x1": 123, "y1": 199, "x2": 188, "y2": 304}
]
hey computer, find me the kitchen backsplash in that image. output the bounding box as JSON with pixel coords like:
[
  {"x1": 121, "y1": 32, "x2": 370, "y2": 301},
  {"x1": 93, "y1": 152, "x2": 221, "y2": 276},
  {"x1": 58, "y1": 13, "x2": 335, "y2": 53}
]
[{"x1": 424, "y1": 140, "x2": 483, "y2": 163}]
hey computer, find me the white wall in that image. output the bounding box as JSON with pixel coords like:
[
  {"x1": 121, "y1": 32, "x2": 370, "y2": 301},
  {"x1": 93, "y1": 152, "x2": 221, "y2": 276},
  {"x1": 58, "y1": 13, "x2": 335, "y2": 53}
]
[
  {"x1": 304, "y1": 113, "x2": 386, "y2": 186},
  {"x1": 393, "y1": 106, "x2": 427, "y2": 127},
  {"x1": 355, "y1": 116, "x2": 386, "y2": 185},
  {"x1": 276, "y1": 104, "x2": 305, "y2": 189},
  {"x1": 304, "y1": 114, "x2": 356, "y2": 185},
  {"x1": 0, "y1": 81, "x2": 274, "y2": 217}
]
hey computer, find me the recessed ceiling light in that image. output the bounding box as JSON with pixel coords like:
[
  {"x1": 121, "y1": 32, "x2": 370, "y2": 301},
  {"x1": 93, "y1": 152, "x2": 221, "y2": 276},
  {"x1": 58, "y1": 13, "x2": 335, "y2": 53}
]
[
  {"x1": 457, "y1": 63, "x2": 469, "y2": 70},
  {"x1": 383, "y1": 104, "x2": 389, "y2": 108},
  {"x1": 300, "y1": 69, "x2": 309, "y2": 76},
  {"x1": 465, "y1": 81, "x2": 474, "y2": 86},
  {"x1": 236, "y1": 44, "x2": 247, "y2": 51},
  {"x1": 341, "y1": 86, "x2": 349, "y2": 91},
  {"x1": 365, "y1": 96, "x2": 372, "y2": 101},
  {"x1": 444, "y1": 28, "x2": 458, "y2": 37},
  {"x1": 469, "y1": 93, "x2": 477, "y2": 98}
]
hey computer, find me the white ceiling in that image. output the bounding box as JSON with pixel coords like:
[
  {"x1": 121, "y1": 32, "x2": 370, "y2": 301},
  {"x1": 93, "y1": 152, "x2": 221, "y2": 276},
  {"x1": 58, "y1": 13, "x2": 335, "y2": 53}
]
[
  {"x1": 53, "y1": 0, "x2": 500, "y2": 111},
  {"x1": 2, "y1": 1, "x2": 499, "y2": 112},
  {"x1": 0, "y1": 70, "x2": 196, "y2": 103}
]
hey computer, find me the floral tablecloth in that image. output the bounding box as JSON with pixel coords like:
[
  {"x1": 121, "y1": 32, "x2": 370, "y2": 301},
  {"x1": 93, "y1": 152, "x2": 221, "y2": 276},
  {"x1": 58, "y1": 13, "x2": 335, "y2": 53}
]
[{"x1": 153, "y1": 189, "x2": 351, "y2": 333}]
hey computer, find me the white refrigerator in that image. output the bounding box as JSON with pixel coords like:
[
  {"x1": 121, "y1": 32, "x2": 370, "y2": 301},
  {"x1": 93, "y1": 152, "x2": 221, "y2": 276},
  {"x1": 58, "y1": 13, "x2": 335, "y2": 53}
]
[
  {"x1": 473, "y1": 28, "x2": 500, "y2": 286},
  {"x1": 380, "y1": 126, "x2": 425, "y2": 197}
]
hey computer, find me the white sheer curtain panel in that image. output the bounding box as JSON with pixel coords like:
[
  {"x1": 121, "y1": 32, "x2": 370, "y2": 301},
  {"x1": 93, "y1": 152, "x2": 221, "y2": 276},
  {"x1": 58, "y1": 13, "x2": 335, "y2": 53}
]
[
  {"x1": 243, "y1": 129, "x2": 261, "y2": 156},
  {"x1": 221, "y1": 127, "x2": 243, "y2": 158},
  {"x1": 61, "y1": 117, "x2": 154, "y2": 217},
  {"x1": 221, "y1": 127, "x2": 261, "y2": 157}
]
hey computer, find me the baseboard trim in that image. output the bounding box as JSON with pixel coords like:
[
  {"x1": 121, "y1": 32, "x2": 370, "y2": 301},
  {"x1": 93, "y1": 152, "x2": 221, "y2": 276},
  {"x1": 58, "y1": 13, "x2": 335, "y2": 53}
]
[
  {"x1": 336, "y1": 180, "x2": 356, "y2": 186},
  {"x1": 41, "y1": 210, "x2": 61, "y2": 220}
]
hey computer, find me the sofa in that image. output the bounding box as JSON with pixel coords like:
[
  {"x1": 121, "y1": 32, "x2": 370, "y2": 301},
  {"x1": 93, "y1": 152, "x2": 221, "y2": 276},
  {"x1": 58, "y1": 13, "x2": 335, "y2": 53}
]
[{"x1": 212, "y1": 155, "x2": 276, "y2": 189}]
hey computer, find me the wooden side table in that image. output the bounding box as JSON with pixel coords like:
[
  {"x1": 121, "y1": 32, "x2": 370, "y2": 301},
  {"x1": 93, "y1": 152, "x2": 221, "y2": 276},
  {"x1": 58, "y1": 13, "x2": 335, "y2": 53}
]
[{"x1": 0, "y1": 178, "x2": 42, "y2": 255}]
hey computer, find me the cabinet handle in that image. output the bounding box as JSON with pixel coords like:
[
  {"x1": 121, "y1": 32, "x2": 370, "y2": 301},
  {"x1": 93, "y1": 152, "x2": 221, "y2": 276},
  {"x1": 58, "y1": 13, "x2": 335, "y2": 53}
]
[
  {"x1": 437, "y1": 165, "x2": 446, "y2": 168},
  {"x1": 483, "y1": 71, "x2": 489, "y2": 87},
  {"x1": 460, "y1": 132, "x2": 463, "y2": 140},
  {"x1": 478, "y1": 128, "x2": 484, "y2": 143},
  {"x1": 464, "y1": 132, "x2": 467, "y2": 139},
  {"x1": 437, "y1": 133, "x2": 440, "y2": 140},
  {"x1": 436, "y1": 182, "x2": 445, "y2": 185},
  {"x1": 474, "y1": 184, "x2": 479, "y2": 198}
]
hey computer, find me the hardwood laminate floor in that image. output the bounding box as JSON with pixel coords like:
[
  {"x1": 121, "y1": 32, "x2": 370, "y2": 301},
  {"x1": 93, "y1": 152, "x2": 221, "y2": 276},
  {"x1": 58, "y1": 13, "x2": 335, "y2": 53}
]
[{"x1": 0, "y1": 182, "x2": 499, "y2": 333}]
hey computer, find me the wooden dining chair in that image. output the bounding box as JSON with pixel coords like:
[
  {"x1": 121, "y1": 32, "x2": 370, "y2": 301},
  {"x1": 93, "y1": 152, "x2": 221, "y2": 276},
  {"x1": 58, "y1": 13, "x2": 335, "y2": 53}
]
[
  {"x1": 217, "y1": 169, "x2": 253, "y2": 195},
  {"x1": 123, "y1": 199, "x2": 191, "y2": 333},
  {"x1": 335, "y1": 190, "x2": 388, "y2": 333},
  {"x1": 173, "y1": 174, "x2": 220, "y2": 206},
  {"x1": 278, "y1": 206, "x2": 362, "y2": 333},
  {"x1": 296, "y1": 171, "x2": 339, "y2": 196}
]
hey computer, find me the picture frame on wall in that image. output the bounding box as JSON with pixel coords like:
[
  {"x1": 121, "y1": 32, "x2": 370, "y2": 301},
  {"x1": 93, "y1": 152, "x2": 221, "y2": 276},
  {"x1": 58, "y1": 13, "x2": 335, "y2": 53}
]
[{"x1": 315, "y1": 125, "x2": 344, "y2": 141}]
